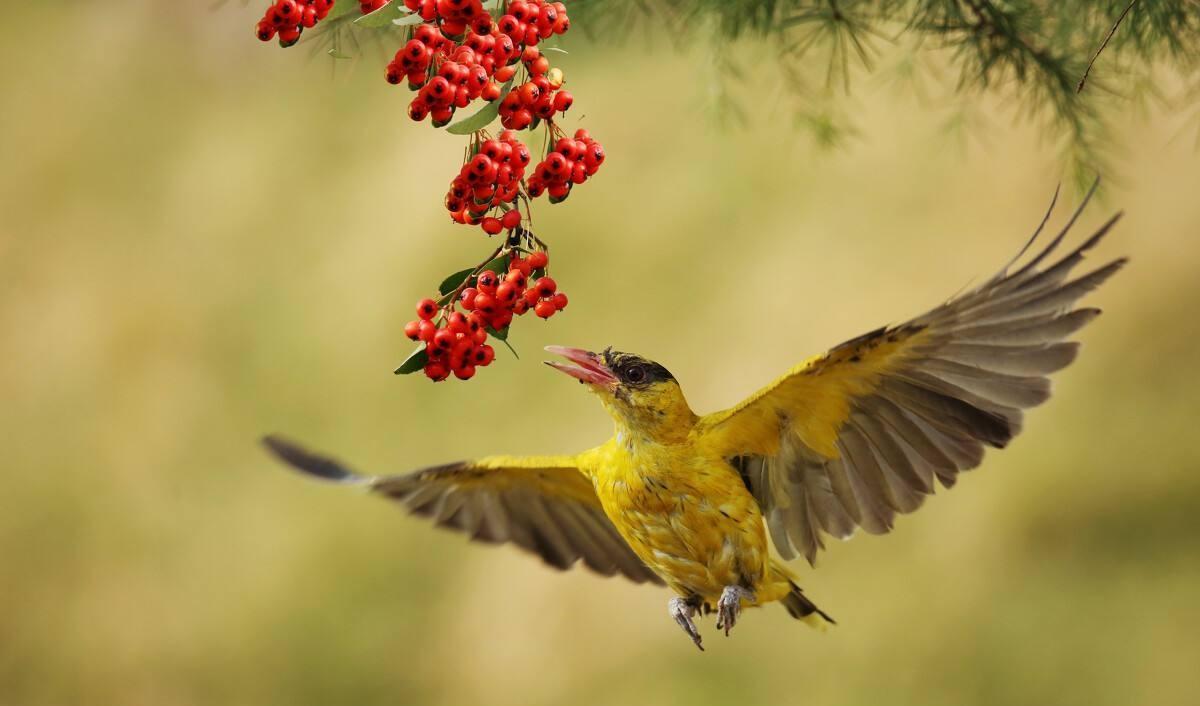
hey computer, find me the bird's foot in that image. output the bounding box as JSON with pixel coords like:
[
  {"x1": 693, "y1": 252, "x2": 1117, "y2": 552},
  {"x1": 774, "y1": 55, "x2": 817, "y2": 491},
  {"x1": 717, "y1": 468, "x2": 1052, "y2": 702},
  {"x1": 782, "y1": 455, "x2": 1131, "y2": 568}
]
[
  {"x1": 715, "y1": 585, "x2": 755, "y2": 636},
  {"x1": 668, "y1": 596, "x2": 704, "y2": 651}
]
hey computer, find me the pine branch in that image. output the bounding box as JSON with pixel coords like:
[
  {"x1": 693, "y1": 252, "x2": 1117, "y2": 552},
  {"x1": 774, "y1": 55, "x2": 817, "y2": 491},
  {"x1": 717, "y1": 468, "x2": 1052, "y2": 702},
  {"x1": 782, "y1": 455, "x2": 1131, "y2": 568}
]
[
  {"x1": 565, "y1": 0, "x2": 1199, "y2": 181},
  {"x1": 1077, "y1": 0, "x2": 1138, "y2": 93}
]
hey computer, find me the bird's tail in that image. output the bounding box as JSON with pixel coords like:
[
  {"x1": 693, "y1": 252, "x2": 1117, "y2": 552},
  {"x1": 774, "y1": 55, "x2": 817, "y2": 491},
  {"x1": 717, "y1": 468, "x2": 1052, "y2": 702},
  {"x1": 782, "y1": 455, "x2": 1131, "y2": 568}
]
[{"x1": 771, "y1": 562, "x2": 835, "y2": 629}]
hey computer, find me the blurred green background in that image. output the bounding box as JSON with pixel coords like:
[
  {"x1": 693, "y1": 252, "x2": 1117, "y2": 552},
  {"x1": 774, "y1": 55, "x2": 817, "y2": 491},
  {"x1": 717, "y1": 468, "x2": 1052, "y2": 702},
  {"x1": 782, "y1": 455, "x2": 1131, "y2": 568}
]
[{"x1": 3, "y1": 2, "x2": 1199, "y2": 705}]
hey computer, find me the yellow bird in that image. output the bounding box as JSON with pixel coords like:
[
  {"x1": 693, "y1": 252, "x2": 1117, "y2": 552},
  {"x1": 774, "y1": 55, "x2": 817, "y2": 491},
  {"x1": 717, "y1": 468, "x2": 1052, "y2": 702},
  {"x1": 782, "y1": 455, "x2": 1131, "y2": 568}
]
[{"x1": 265, "y1": 189, "x2": 1125, "y2": 650}]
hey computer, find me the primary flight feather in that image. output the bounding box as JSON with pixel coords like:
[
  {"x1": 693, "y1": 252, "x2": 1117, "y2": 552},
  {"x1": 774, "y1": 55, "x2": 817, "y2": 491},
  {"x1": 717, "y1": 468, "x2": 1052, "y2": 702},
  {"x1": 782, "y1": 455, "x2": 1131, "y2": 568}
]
[{"x1": 265, "y1": 187, "x2": 1124, "y2": 650}]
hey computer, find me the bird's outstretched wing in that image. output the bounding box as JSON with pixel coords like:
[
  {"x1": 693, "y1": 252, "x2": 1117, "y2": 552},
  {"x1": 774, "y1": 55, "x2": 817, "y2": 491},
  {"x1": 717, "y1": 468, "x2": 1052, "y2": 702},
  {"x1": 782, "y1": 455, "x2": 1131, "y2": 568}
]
[
  {"x1": 697, "y1": 186, "x2": 1127, "y2": 565},
  {"x1": 263, "y1": 436, "x2": 663, "y2": 584}
]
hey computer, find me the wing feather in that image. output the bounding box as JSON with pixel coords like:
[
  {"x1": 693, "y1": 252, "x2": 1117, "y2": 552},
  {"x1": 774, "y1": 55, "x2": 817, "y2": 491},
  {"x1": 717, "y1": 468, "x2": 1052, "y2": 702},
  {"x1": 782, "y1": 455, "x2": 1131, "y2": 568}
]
[
  {"x1": 263, "y1": 436, "x2": 662, "y2": 585},
  {"x1": 707, "y1": 188, "x2": 1124, "y2": 564}
]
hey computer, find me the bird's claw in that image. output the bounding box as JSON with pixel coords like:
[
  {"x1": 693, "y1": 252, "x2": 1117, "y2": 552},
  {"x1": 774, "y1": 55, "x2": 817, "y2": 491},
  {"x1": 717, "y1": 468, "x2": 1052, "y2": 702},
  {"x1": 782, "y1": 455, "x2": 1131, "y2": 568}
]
[
  {"x1": 668, "y1": 597, "x2": 704, "y2": 651},
  {"x1": 715, "y1": 585, "x2": 754, "y2": 637}
]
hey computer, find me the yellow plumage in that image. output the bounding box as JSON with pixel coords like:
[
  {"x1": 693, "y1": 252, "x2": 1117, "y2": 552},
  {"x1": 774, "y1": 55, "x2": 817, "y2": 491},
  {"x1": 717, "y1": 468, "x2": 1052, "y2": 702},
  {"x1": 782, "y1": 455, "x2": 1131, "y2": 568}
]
[
  {"x1": 265, "y1": 190, "x2": 1124, "y2": 649},
  {"x1": 581, "y1": 436, "x2": 791, "y2": 610}
]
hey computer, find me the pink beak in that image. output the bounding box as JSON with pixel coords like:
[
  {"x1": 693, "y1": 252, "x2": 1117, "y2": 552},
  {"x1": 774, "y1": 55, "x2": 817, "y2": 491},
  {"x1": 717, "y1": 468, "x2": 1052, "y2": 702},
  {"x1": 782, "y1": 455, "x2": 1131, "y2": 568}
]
[{"x1": 544, "y1": 346, "x2": 618, "y2": 387}]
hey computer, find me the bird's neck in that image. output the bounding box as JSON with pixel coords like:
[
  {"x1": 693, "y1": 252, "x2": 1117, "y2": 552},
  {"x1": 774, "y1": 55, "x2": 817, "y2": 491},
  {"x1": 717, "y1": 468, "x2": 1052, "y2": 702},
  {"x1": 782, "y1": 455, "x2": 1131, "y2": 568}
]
[{"x1": 606, "y1": 390, "x2": 698, "y2": 448}]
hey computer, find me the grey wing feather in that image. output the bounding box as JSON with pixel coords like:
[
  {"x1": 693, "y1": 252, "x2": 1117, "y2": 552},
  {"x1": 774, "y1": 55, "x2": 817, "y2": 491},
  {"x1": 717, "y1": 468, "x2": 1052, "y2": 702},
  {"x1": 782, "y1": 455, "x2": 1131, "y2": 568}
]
[
  {"x1": 262, "y1": 435, "x2": 375, "y2": 485},
  {"x1": 739, "y1": 186, "x2": 1126, "y2": 565},
  {"x1": 264, "y1": 436, "x2": 663, "y2": 585}
]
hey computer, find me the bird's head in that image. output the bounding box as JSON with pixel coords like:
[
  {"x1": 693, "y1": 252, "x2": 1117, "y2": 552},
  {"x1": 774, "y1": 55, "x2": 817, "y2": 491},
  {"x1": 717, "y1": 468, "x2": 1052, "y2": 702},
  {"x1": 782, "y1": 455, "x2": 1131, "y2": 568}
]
[{"x1": 545, "y1": 346, "x2": 696, "y2": 443}]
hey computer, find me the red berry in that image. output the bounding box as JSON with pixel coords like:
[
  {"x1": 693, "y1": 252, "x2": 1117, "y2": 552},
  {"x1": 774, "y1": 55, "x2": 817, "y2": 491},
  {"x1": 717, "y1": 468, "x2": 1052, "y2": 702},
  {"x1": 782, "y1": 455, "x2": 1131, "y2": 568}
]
[
  {"x1": 424, "y1": 361, "x2": 449, "y2": 381},
  {"x1": 527, "y1": 251, "x2": 549, "y2": 269},
  {"x1": 430, "y1": 106, "x2": 455, "y2": 126},
  {"x1": 505, "y1": 269, "x2": 528, "y2": 289},
  {"x1": 506, "y1": 109, "x2": 531, "y2": 130},
  {"x1": 434, "y1": 328, "x2": 456, "y2": 350},
  {"x1": 495, "y1": 64, "x2": 518, "y2": 82},
  {"x1": 447, "y1": 312, "x2": 470, "y2": 334},
  {"x1": 474, "y1": 293, "x2": 497, "y2": 315},
  {"x1": 278, "y1": 26, "x2": 302, "y2": 45},
  {"x1": 417, "y1": 298, "x2": 438, "y2": 320},
  {"x1": 495, "y1": 282, "x2": 518, "y2": 304},
  {"x1": 404, "y1": 320, "x2": 422, "y2": 340},
  {"x1": 460, "y1": 287, "x2": 479, "y2": 309},
  {"x1": 476, "y1": 270, "x2": 498, "y2": 291},
  {"x1": 418, "y1": 319, "x2": 437, "y2": 342},
  {"x1": 552, "y1": 90, "x2": 573, "y2": 112},
  {"x1": 481, "y1": 217, "x2": 503, "y2": 235},
  {"x1": 534, "y1": 299, "x2": 556, "y2": 319},
  {"x1": 543, "y1": 152, "x2": 568, "y2": 176},
  {"x1": 518, "y1": 82, "x2": 540, "y2": 105},
  {"x1": 584, "y1": 143, "x2": 605, "y2": 169},
  {"x1": 529, "y1": 55, "x2": 550, "y2": 76},
  {"x1": 534, "y1": 276, "x2": 557, "y2": 297},
  {"x1": 454, "y1": 364, "x2": 476, "y2": 380},
  {"x1": 571, "y1": 162, "x2": 588, "y2": 184},
  {"x1": 491, "y1": 309, "x2": 514, "y2": 329},
  {"x1": 500, "y1": 209, "x2": 522, "y2": 229},
  {"x1": 552, "y1": 292, "x2": 568, "y2": 310},
  {"x1": 408, "y1": 101, "x2": 430, "y2": 122}
]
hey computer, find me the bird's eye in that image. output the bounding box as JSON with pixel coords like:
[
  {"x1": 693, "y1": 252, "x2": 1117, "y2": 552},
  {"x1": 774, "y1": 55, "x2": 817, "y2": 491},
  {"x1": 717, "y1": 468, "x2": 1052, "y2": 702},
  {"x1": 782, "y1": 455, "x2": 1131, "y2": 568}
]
[{"x1": 625, "y1": 366, "x2": 645, "y2": 384}]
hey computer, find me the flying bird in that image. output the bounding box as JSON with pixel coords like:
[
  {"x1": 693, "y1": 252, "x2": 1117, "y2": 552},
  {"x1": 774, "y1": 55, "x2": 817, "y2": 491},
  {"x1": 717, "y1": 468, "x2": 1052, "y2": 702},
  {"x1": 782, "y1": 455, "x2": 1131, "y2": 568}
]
[{"x1": 265, "y1": 188, "x2": 1125, "y2": 650}]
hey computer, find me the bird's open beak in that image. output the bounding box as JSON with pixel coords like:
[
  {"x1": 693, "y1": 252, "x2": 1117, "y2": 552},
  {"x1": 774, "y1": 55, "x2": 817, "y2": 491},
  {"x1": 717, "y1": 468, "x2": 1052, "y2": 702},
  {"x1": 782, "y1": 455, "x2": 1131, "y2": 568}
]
[{"x1": 544, "y1": 346, "x2": 618, "y2": 387}]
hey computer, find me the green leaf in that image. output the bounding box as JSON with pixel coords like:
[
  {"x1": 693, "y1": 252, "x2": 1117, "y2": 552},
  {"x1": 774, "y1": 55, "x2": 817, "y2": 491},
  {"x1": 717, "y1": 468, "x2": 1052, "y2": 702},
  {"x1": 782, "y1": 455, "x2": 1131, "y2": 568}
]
[
  {"x1": 487, "y1": 327, "x2": 519, "y2": 358},
  {"x1": 328, "y1": 0, "x2": 363, "y2": 20},
  {"x1": 438, "y1": 267, "x2": 475, "y2": 296},
  {"x1": 393, "y1": 12, "x2": 425, "y2": 26},
  {"x1": 482, "y1": 255, "x2": 508, "y2": 275},
  {"x1": 446, "y1": 99, "x2": 501, "y2": 135},
  {"x1": 354, "y1": 1, "x2": 404, "y2": 27},
  {"x1": 446, "y1": 80, "x2": 514, "y2": 135},
  {"x1": 543, "y1": 47, "x2": 568, "y2": 54},
  {"x1": 327, "y1": 48, "x2": 354, "y2": 59},
  {"x1": 394, "y1": 346, "x2": 429, "y2": 375}
]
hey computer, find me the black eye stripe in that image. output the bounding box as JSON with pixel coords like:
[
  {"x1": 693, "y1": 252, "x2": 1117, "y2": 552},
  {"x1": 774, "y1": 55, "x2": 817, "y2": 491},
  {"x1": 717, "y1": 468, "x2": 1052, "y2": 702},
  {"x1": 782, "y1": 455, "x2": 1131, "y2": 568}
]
[{"x1": 604, "y1": 349, "x2": 675, "y2": 386}]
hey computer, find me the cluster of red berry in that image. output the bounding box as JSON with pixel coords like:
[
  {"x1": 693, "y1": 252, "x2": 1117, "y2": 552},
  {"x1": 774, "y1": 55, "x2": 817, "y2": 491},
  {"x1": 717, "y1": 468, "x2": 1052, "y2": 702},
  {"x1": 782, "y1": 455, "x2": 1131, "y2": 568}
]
[
  {"x1": 395, "y1": 26, "x2": 515, "y2": 125},
  {"x1": 497, "y1": 0, "x2": 570, "y2": 47},
  {"x1": 497, "y1": 57, "x2": 573, "y2": 130},
  {"x1": 390, "y1": 1, "x2": 571, "y2": 128},
  {"x1": 253, "y1": 1, "x2": 604, "y2": 382},
  {"x1": 445, "y1": 131, "x2": 531, "y2": 232},
  {"x1": 401, "y1": 0, "x2": 493, "y2": 35},
  {"x1": 527, "y1": 129, "x2": 605, "y2": 202},
  {"x1": 403, "y1": 250, "x2": 565, "y2": 381},
  {"x1": 254, "y1": 0, "x2": 336, "y2": 47}
]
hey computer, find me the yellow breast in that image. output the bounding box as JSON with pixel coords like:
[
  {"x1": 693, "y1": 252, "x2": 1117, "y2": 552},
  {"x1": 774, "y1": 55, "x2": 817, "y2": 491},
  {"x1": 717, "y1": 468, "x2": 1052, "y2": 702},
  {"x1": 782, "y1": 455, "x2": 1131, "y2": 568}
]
[{"x1": 582, "y1": 437, "x2": 770, "y2": 601}]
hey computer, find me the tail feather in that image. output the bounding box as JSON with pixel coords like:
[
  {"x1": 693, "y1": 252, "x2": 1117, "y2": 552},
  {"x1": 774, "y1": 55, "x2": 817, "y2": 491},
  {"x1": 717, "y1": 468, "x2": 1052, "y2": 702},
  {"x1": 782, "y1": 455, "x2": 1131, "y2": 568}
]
[{"x1": 782, "y1": 580, "x2": 836, "y2": 627}]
